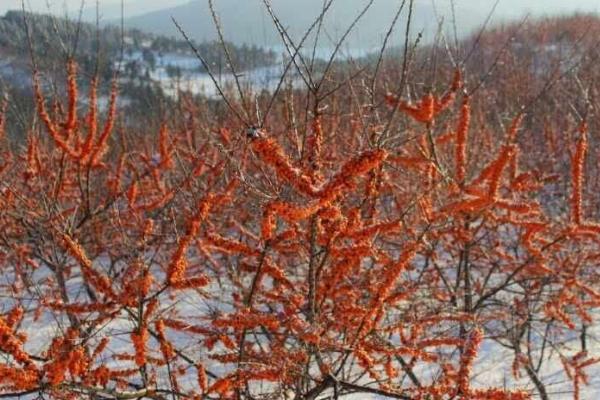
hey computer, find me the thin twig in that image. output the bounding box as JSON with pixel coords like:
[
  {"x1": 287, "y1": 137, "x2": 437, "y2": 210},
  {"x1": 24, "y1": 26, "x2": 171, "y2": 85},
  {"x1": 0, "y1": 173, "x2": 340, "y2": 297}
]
[{"x1": 172, "y1": 17, "x2": 249, "y2": 126}]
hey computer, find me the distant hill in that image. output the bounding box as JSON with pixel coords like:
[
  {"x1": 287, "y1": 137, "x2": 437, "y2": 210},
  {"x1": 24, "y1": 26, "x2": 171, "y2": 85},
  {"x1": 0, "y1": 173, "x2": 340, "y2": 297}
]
[{"x1": 122, "y1": 0, "x2": 439, "y2": 49}]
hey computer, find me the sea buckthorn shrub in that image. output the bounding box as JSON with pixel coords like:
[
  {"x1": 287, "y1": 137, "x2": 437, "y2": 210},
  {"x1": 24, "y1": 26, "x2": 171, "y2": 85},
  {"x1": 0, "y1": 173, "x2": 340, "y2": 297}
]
[{"x1": 1, "y1": 13, "x2": 600, "y2": 400}]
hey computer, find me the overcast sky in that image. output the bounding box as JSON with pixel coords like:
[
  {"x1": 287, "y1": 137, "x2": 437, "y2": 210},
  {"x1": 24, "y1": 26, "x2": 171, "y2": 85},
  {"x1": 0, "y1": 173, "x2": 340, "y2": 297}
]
[{"x1": 1, "y1": 1, "x2": 599, "y2": 23}]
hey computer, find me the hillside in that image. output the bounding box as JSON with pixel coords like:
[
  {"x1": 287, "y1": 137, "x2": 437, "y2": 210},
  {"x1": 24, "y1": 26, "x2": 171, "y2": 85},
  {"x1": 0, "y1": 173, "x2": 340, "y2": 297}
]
[
  {"x1": 0, "y1": 10, "x2": 276, "y2": 75},
  {"x1": 0, "y1": 10, "x2": 278, "y2": 133}
]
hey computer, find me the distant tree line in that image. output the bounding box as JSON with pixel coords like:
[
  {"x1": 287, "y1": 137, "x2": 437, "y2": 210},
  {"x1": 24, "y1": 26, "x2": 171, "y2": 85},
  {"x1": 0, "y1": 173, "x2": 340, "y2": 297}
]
[{"x1": 0, "y1": 11, "x2": 277, "y2": 78}]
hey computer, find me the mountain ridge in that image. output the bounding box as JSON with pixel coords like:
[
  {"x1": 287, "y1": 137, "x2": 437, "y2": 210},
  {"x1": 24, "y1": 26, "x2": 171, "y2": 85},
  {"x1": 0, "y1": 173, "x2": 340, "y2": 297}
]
[{"x1": 120, "y1": 0, "x2": 439, "y2": 48}]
